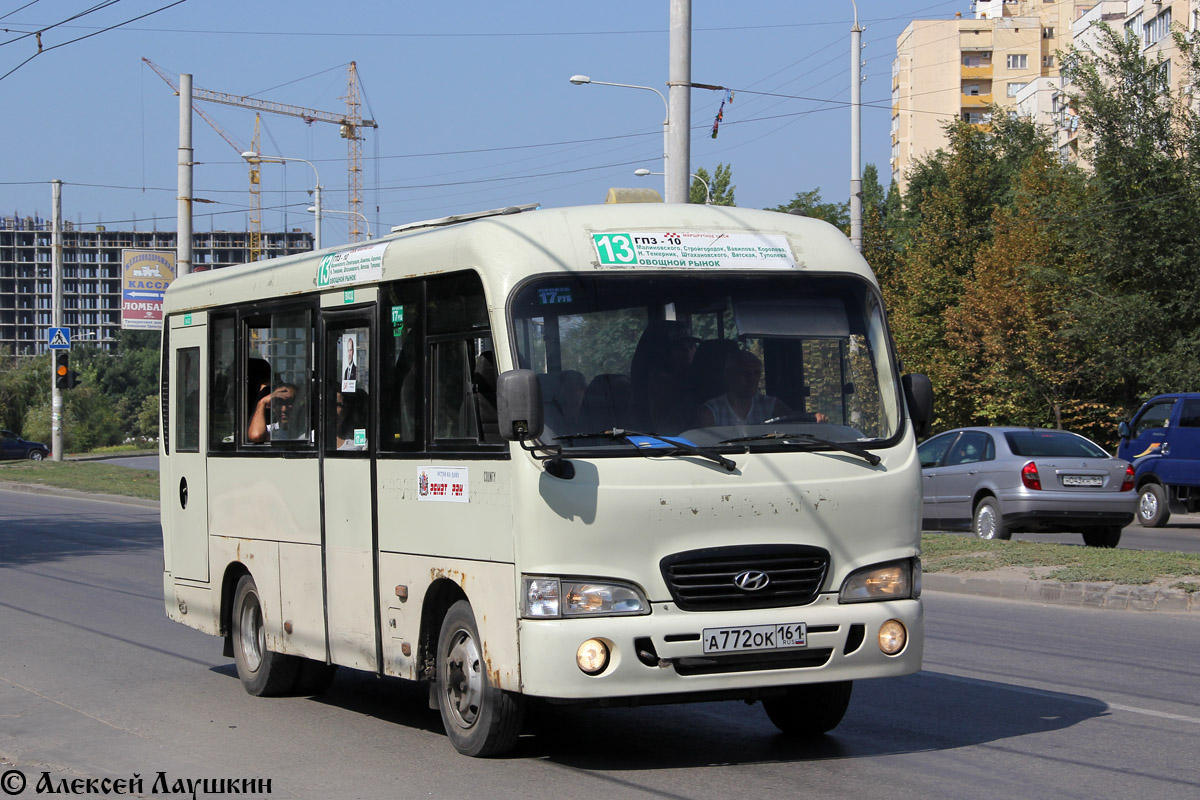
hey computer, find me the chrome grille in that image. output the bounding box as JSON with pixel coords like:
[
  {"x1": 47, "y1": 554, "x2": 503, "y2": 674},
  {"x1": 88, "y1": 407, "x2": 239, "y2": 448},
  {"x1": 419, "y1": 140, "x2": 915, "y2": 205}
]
[{"x1": 660, "y1": 545, "x2": 829, "y2": 611}]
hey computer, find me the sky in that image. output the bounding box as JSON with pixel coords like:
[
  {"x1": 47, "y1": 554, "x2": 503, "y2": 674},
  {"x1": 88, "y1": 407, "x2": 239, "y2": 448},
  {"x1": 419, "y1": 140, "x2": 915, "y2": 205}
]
[{"x1": 0, "y1": 0, "x2": 969, "y2": 246}]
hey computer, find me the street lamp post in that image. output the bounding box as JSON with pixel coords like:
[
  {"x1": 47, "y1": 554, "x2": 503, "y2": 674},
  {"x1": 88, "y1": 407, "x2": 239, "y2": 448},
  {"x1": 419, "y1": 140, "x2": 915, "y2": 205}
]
[
  {"x1": 242, "y1": 151, "x2": 322, "y2": 250},
  {"x1": 310, "y1": 207, "x2": 371, "y2": 240},
  {"x1": 634, "y1": 168, "x2": 710, "y2": 204},
  {"x1": 570, "y1": 74, "x2": 674, "y2": 202}
]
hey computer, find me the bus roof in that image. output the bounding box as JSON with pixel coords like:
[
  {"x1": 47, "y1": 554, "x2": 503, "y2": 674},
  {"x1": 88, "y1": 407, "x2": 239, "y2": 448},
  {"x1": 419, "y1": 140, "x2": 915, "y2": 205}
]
[{"x1": 163, "y1": 203, "x2": 873, "y2": 315}]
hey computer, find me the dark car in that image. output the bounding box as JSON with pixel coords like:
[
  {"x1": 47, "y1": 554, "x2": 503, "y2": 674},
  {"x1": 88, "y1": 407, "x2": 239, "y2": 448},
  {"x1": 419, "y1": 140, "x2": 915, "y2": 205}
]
[
  {"x1": 1, "y1": 429, "x2": 50, "y2": 461},
  {"x1": 918, "y1": 427, "x2": 1135, "y2": 548}
]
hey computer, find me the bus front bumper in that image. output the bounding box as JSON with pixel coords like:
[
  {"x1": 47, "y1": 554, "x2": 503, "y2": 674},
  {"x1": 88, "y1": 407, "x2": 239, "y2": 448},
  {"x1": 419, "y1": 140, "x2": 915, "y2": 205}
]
[{"x1": 516, "y1": 593, "x2": 923, "y2": 701}]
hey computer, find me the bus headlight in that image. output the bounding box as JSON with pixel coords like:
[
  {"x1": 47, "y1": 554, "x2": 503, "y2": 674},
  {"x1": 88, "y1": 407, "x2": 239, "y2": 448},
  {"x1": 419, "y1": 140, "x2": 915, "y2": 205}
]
[
  {"x1": 522, "y1": 576, "x2": 649, "y2": 618},
  {"x1": 838, "y1": 559, "x2": 919, "y2": 603}
]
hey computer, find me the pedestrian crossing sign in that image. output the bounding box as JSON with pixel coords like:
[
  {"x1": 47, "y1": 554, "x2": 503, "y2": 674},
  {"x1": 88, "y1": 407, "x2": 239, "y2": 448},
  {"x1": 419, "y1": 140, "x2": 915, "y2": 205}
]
[{"x1": 47, "y1": 327, "x2": 71, "y2": 350}]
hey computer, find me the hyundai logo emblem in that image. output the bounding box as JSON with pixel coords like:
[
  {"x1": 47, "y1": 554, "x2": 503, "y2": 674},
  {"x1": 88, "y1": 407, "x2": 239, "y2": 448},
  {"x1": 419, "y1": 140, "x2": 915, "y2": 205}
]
[{"x1": 733, "y1": 570, "x2": 770, "y2": 591}]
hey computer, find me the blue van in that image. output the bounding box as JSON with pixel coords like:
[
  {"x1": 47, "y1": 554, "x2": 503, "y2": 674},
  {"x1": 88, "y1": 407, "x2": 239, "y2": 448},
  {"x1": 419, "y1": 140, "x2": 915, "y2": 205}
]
[{"x1": 1117, "y1": 394, "x2": 1200, "y2": 526}]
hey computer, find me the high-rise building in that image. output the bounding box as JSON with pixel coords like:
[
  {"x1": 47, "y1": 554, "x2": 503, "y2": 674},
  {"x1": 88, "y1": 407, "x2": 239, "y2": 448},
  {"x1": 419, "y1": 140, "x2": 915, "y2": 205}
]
[
  {"x1": 891, "y1": 1, "x2": 1095, "y2": 192},
  {"x1": 0, "y1": 215, "x2": 312, "y2": 355}
]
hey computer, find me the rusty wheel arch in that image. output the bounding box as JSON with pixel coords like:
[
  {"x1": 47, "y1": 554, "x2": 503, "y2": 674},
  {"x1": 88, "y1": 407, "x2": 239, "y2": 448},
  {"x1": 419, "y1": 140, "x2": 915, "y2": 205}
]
[{"x1": 417, "y1": 578, "x2": 468, "y2": 681}]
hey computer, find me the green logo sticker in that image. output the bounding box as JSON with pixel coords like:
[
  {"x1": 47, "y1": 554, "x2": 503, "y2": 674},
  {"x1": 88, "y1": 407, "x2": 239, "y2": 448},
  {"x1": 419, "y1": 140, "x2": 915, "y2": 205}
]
[
  {"x1": 391, "y1": 306, "x2": 404, "y2": 337},
  {"x1": 184, "y1": 313, "x2": 192, "y2": 326},
  {"x1": 354, "y1": 429, "x2": 367, "y2": 446},
  {"x1": 343, "y1": 289, "x2": 355, "y2": 304}
]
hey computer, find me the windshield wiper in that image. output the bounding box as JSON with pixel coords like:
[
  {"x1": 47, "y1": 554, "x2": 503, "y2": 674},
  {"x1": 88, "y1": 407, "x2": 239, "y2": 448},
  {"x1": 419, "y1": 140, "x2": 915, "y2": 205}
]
[
  {"x1": 719, "y1": 431, "x2": 881, "y2": 466},
  {"x1": 556, "y1": 428, "x2": 737, "y2": 472}
]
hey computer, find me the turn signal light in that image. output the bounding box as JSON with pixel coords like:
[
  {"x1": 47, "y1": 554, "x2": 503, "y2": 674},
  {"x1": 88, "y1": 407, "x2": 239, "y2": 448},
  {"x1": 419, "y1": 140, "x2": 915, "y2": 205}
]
[{"x1": 1021, "y1": 461, "x2": 1042, "y2": 491}]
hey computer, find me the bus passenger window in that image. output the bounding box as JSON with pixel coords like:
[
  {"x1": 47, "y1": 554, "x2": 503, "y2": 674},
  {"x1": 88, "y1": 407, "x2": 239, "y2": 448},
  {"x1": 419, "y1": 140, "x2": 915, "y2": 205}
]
[
  {"x1": 244, "y1": 309, "x2": 313, "y2": 446},
  {"x1": 327, "y1": 325, "x2": 370, "y2": 452},
  {"x1": 209, "y1": 316, "x2": 236, "y2": 449},
  {"x1": 380, "y1": 283, "x2": 421, "y2": 450}
]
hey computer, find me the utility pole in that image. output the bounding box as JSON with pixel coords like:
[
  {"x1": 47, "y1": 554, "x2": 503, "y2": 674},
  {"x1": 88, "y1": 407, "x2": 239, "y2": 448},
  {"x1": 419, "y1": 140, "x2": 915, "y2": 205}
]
[
  {"x1": 850, "y1": 2, "x2": 864, "y2": 252},
  {"x1": 178, "y1": 72, "x2": 193, "y2": 277},
  {"x1": 51, "y1": 179, "x2": 63, "y2": 461},
  {"x1": 667, "y1": 0, "x2": 692, "y2": 204}
]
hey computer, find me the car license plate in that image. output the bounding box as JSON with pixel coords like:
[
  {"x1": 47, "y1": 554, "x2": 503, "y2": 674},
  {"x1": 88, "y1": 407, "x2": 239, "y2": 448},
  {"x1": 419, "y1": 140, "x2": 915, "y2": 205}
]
[
  {"x1": 702, "y1": 623, "x2": 807, "y2": 654},
  {"x1": 1062, "y1": 474, "x2": 1103, "y2": 487}
]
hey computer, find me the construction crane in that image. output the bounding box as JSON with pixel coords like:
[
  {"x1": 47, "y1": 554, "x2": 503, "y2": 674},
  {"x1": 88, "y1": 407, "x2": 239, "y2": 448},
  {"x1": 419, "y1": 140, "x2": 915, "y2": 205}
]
[{"x1": 143, "y1": 58, "x2": 379, "y2": 243}]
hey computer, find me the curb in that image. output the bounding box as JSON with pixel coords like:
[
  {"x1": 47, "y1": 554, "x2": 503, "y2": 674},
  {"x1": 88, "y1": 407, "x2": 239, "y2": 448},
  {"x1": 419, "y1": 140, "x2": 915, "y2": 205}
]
[
  {"x1": 64, "y1": 450, "x2": 157, "y2": 462},
  {"x1": 923, "y1": 571, "x2": 1200, "y2": 613},
  {"x1": 0, "y1": 480, "x2": 158, "y2": 509}
]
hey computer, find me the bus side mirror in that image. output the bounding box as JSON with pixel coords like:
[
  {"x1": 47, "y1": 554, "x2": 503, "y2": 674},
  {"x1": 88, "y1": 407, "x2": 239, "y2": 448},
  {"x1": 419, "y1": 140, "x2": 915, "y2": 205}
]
[
  {"x1": 902, "y1": 373, "x2": 933, "y2": 439},
  {"x1": 1118, "y1": 421, "x2": 1131, "y2": 440},
  {"x1": 497, "y1": 369, "x2": 544, "y2": 441}
]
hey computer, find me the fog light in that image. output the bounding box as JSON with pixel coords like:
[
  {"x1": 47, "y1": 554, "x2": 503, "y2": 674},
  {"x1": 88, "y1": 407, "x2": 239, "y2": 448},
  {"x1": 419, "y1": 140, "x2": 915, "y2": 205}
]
[
  {"x1": 576, "y1": 638, "x2": 610, "y2": 675},
  {"x1": 878, "y1": 619, "x2": 907, "y2": 655}
]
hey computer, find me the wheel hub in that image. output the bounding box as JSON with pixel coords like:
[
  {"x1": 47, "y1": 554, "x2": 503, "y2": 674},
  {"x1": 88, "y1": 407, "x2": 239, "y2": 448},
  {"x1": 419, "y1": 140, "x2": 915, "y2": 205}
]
[{"x1": 442, "y1": 629, "x2": 482, "y2": 729}]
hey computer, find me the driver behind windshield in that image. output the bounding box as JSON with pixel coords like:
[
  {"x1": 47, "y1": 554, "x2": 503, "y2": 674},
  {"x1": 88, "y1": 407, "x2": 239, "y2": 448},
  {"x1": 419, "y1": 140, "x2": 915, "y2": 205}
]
[{"x1": 697, "y1": 349, "x2": 790, "y2": 427}]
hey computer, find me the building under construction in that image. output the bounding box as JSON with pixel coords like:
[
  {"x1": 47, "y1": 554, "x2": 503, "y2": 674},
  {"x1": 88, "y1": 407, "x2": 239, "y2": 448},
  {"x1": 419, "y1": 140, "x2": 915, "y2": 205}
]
[{"x1": 0, "y1": 214, "x2": 311, "y2": 355}]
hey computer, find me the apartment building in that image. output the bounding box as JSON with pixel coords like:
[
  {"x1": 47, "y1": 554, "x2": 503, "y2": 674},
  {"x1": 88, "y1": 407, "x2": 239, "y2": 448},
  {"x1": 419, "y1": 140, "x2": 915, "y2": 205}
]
[
  {"x1": 0, "y1": 215, "x2": 312, "y2": 355},
  {"x1": 892, "y1": 1, "x2": 1097, "y2": 192}
]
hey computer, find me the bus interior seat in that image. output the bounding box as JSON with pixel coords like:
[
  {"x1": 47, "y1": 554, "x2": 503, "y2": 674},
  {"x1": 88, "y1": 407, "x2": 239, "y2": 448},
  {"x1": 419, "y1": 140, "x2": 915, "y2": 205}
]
[{"x1": 582, "y1": 373, "x2": 631, "y2": 431}]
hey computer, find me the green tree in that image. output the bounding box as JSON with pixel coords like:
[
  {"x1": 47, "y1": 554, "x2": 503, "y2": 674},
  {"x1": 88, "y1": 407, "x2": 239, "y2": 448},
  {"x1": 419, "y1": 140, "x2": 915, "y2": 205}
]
[
  {"x1": 690, "y1": 163, "x2": 735, "y2": 205},
  {"x1": 1061, "y1": 23, "x2": 1200, "y2": 408},
  {"x1": 769, "y1": 188, "x2": 848, "y2": 228}
]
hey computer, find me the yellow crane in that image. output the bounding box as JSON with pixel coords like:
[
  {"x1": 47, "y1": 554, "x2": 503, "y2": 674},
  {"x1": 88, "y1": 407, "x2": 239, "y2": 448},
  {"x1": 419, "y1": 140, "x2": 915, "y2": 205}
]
[{"x1": 143, "y1": 58, "x2": 379, "y2": 245}]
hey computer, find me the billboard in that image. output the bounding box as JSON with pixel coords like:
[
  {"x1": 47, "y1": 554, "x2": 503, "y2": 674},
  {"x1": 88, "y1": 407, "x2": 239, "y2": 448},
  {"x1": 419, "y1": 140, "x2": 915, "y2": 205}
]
[{"x1": 121, "y1": 249, "x2": 176, "y2": 330}]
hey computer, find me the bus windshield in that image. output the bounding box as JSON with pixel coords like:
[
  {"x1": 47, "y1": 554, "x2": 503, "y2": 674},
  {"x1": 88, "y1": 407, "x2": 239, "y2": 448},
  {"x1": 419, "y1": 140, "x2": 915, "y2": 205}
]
[{"x1": 510, "y1": 272, "x2": 902, "y2": 449}]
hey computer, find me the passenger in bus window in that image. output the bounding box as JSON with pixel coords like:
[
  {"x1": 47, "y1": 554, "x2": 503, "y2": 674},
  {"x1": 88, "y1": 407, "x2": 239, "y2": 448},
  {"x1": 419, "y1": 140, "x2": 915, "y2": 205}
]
[
  {"x1": 335, "y1": 391, "x2": 366, "y2": 450},
  {"x1": 248, "y1": 382, "x2": 308, "y2": 443}
]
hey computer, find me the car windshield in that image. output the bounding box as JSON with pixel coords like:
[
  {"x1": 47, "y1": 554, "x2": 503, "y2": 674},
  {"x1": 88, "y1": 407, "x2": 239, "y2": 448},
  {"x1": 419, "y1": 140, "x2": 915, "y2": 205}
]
[
  {"x1": 1005, "y1": 430, "x2": 1108, "y2": 458},
  {"x1": 510, "y1": 273, "x2": 902, "y2": 450}
]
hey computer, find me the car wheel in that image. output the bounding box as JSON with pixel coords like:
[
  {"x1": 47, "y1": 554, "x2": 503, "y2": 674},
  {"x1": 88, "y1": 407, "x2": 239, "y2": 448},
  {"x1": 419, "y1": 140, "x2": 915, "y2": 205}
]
[
  {"x1": 764, "y1": 681, "x2": 853, "y2": 737},
  {"x1": 1081, "y1": 527, "x2": 1122, "y2": 548},
  {"x1": 28, "y1": 449, "x2": 45, "y2": 461},
  {"x1": 435, "y1": 599, "x2": 524, "y2": 757},
  {"x1": 972, "y1": 497, "x2": 1010, "y2": 540},
  {"x1": 1137, "y1": 483, "x2": 1170, "y2": 528},
  {"x1": 231, "y1": 574, "x2": 299, "y2": 696}
]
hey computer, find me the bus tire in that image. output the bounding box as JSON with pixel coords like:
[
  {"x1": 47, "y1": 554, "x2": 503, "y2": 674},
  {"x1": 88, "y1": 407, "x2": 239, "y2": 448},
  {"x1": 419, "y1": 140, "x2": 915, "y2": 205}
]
[
  {"x1": 1137, "y1": 483, "x2": 1170, "y2": 527},
  {"x1": 435, "y1": 599, "x2": 524, "y2": 757},
  {"x1": 231, "y1": 574, "x2": 299, "y2": 697},
  {"x1": 764, "y1": 680, "x2": 853, "y2": 736}
]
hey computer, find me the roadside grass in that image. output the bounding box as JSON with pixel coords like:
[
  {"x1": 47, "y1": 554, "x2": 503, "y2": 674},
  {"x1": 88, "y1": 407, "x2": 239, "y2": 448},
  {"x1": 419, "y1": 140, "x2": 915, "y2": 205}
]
[
  {"x1": 922, "y1": 533, "x2": 1200, "y2": 592},
  {"x1": 0, "y1": 460, "x2": 159, "y2": 501}
]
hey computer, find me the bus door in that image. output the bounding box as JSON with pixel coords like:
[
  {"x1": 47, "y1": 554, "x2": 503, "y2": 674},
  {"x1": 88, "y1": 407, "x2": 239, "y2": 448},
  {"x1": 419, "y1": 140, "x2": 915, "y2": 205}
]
[
  {"x1": 320, "y1": 309, "x2": 380, "y2": 671},
  {"x1": 165, "y1": 316, "x2": 210, "y2": 582}
]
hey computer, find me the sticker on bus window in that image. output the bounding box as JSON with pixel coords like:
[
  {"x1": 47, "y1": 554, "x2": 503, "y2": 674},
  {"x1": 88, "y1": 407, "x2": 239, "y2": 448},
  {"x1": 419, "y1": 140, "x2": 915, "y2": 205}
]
[
  {"x1": 417, "y1": 466, "x2": 469, "y2": 503},
  {"x1": 391, "y1": 306, "x2": 404, "y2": 337},
  {"x1": 590, "y1": 231, "x2": 796, "y2": 270}
]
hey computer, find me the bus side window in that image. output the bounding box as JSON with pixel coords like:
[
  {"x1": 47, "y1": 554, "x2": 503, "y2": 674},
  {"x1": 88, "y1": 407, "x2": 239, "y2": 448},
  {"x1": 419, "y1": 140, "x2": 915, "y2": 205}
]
[
  {"x1": 431, "y1": 336, "x2": 500, "y2": 444},
  {"x1": 176, "y1": 347, "x2": 201, "y2": 453},
  {"x1": 380, "y1": 282, "x2": 422, "y2": 450},
  {"x1": 244, "y1": 309, "x2": 314, "y2": 447},
  {"x1": 209, "y1": 315, "x2": 236, "y2": 449}
]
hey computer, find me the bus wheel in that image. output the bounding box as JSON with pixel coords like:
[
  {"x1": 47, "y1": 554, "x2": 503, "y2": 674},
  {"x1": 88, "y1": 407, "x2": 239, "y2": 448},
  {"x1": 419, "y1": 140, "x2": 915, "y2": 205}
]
[
  {"x1": 764, "y1": 681, "x2": 853, "y2": 737},
  {"x1": 231, "y1": 574, "x2": 298, "y2": 697},
  {"x1": 1137, "y1": 483, "x2": 1170, "y2": 527},
  {"x1": 435, "y1": 599, "x2": 524, "y2": 757}
]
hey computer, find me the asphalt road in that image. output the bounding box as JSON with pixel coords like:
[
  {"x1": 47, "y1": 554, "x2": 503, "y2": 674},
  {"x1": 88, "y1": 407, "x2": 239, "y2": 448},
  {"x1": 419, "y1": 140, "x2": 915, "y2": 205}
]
[{"x1": 2, "y1": 488, "x2": 1198, "y2": 799}]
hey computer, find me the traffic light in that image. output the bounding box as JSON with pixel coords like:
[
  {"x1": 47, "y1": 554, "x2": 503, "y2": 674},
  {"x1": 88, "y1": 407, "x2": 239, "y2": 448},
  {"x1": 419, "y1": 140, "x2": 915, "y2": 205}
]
[{"x1": 54, "y1": 352, "x2": 69, "y2": 390}]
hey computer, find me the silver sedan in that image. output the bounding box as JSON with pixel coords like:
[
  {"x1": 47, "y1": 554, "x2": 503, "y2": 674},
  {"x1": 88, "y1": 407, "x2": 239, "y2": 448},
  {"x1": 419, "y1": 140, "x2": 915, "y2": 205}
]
[{"x1": 918, "y1": 426, "x2": 1136, "y2": 548}]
